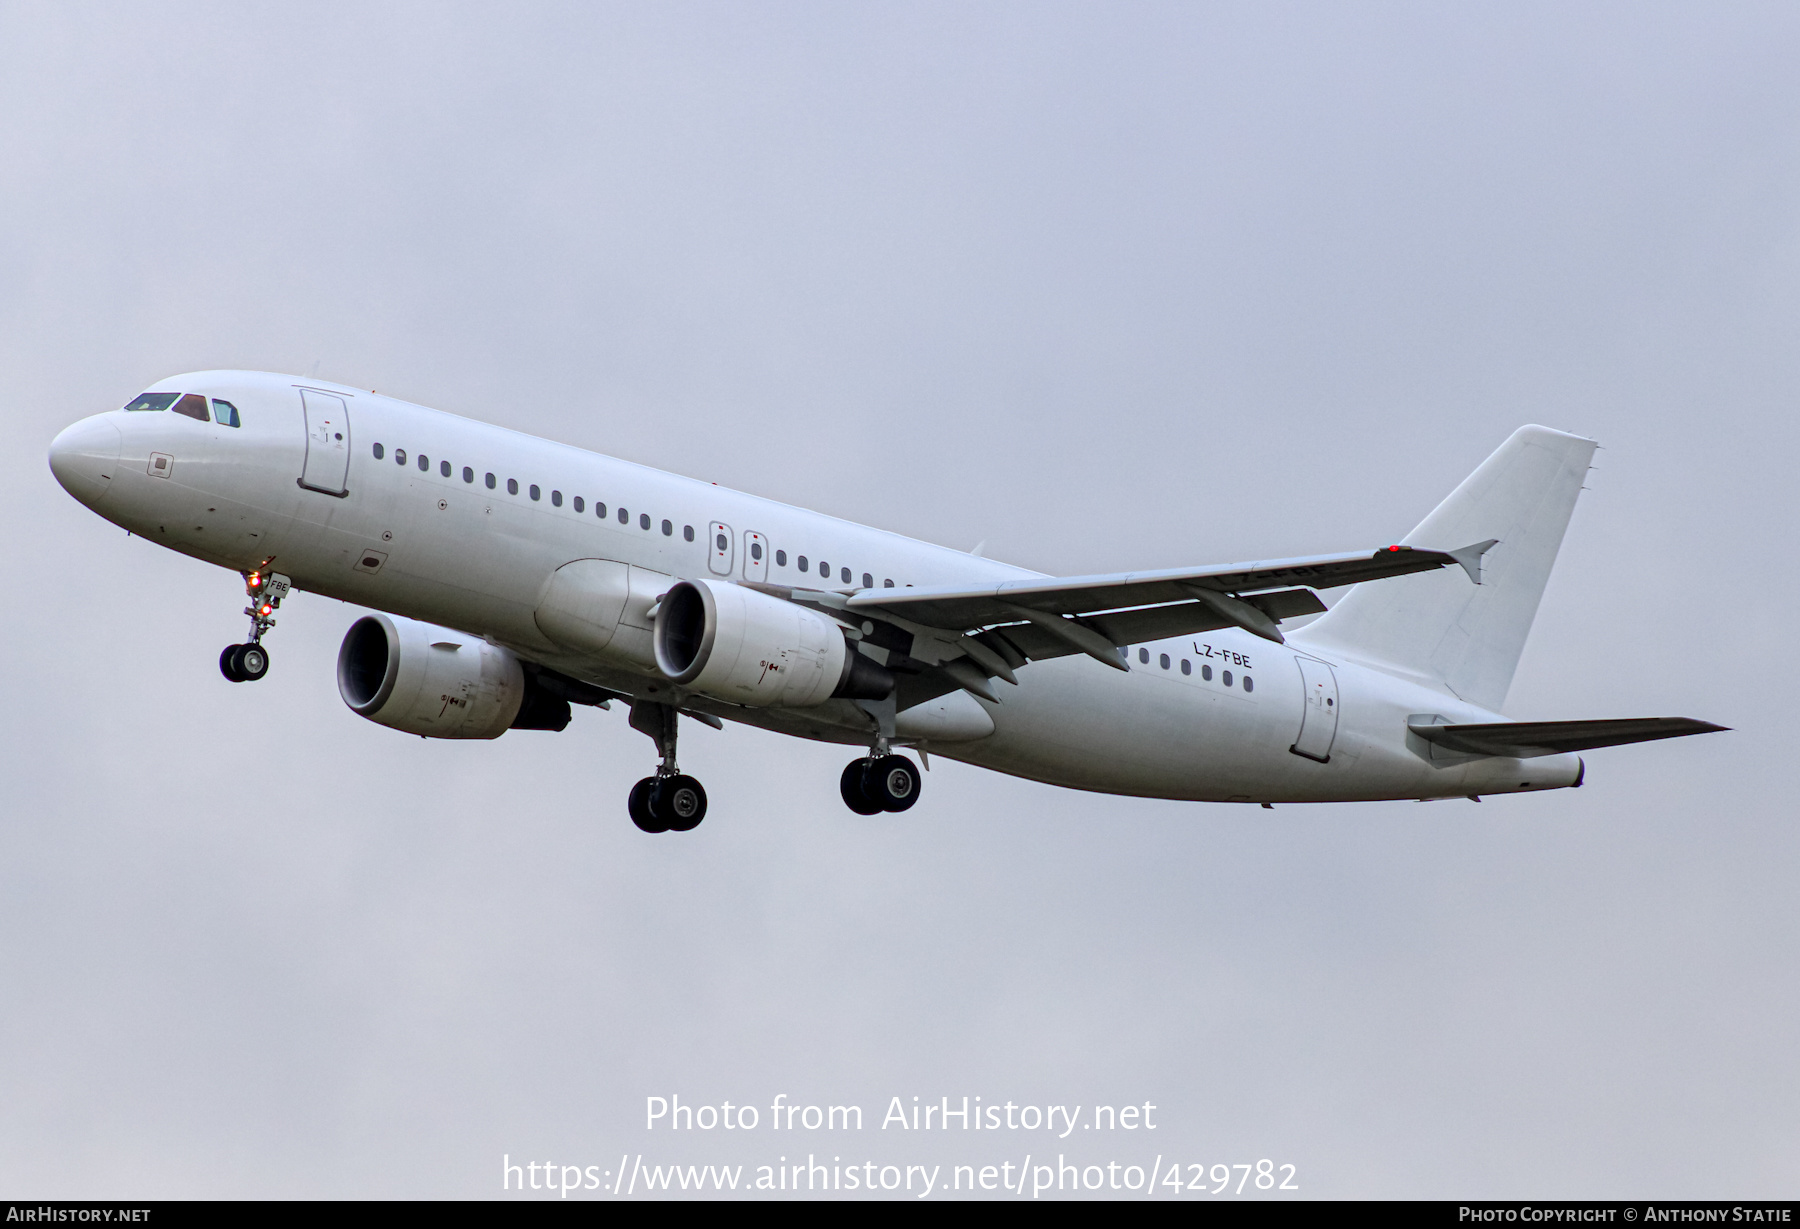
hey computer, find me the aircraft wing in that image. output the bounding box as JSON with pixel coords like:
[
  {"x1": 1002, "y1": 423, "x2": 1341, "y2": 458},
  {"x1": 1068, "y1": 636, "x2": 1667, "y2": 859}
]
[
  {"x1": 846, "y1": 543, "x2": 1489, "y2": 630},
  {"x1": 838, "y1": 543, "x2": 1494, "y2": 678},
  {"x1": 1407, "y1": 716, "x2": 1728, "y2": 758}
]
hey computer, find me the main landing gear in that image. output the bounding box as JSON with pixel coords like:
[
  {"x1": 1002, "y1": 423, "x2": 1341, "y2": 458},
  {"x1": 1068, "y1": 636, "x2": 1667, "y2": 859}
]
[
  {"x1": 220, "y1": 570, "x2": 290, "y2": 684},
  {"x1": 840, "y1": 753, "x2": 922, "y2": 814},
  {"x1": 627, "y1": 700, "x2": 708, "y2": 834},
  {"x1": 838, "y1": 695, "x2": 922, "y2": 814}
]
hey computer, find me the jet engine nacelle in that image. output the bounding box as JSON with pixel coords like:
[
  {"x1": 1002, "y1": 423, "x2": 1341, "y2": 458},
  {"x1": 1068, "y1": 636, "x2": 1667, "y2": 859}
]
[
  {"x1": 653, "y1": 579, "x2": 893, "y2": 707},
  {"x1": 337, "y1": 613, "x2": 558, "y2": 738}
]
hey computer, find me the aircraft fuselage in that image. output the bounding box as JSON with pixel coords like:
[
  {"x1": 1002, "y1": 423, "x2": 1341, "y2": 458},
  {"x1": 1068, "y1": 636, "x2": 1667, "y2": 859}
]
[{"x1": 48, "y1": 371, "x2": 1582, "y2": 806}]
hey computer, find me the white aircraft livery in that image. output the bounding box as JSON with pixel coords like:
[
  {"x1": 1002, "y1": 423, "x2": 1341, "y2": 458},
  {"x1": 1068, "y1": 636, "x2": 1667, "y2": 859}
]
[{"x1": 48, "y1": 372, "x2": 1723, "y2": 832}]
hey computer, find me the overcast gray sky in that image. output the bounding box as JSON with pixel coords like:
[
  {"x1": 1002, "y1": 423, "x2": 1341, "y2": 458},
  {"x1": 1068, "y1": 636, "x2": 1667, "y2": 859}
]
[{"x1": 1, "y1": 1, "x2": 1794, "y2": 1199}]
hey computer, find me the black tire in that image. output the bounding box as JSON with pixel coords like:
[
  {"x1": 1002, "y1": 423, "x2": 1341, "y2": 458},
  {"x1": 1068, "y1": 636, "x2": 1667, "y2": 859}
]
[
  {"x1": 237, "y1": 643, "x2": 269, "y2": 682},
  {"x1": 629, "y1": 777, "x2": 668, "y2": 833},
  {"x1": 659, "y1": 775, "x2": 708, "y2": 832},
  {"x1": 840, "y1": 759, "x2": 883, "y2": 815},
  {"x1": 864, "y1": 754, "x2": 922, "y2": 812},
  {"x1": 219, "y1": 644, "x2": 245, "y2": 682}
]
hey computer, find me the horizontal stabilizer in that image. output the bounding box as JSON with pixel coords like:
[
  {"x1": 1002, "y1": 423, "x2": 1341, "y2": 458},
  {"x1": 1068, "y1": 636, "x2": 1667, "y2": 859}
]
[{"x1": 1407, "y1": 716, "x2": 1728, "y2": 759}]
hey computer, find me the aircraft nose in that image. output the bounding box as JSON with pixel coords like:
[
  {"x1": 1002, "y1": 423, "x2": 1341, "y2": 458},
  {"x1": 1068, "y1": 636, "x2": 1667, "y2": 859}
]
[{"x1": 48, "y1": 415, "x2": 123, "y2": 507}]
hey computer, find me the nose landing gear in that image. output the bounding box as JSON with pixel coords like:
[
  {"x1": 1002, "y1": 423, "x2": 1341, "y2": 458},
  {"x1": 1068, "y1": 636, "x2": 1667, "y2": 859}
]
[
  {"x1": 627, "y1": 700, "x2": 710, "y2": 833},
  {"x1": 220, "y1": 570, "x2": 289, "y2": 683}
]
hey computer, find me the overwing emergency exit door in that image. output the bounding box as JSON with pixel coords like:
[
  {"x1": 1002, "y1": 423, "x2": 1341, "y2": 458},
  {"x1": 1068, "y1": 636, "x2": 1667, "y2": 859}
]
[
  {"x1": 708, "y1": 522, "x2": 734, "y2": 575},
  {"x1": 298, "y1": 389, "x2": 351, "y2": 496},
  {"x1": 742, "y1": 531, "x2": 768, "y2": 582}
]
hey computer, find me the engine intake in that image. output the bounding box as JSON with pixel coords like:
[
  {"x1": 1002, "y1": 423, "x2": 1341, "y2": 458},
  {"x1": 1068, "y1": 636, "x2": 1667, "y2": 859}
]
[
  {"x1": 337, "y1": 613, "x2": 566, "y2": 738},
  {"x1": 653, "y1": 579, "x2": 893, "y2": 707}
]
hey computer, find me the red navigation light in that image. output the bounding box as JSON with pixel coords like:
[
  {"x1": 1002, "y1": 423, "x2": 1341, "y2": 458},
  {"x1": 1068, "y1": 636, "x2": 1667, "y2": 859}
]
[{"x1": 260, "y1": 605, "x2": 273, "y2": 616}]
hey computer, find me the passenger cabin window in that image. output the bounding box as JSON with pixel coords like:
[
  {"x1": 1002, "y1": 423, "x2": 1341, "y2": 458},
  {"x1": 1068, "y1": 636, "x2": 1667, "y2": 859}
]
[
  {"x1": 662, "y1": 519, "x2": 672, "y2": 536},
  {"x1": 440, "y1": 460, "x2": 450, "y2": 477},
  {"x1": 1243, "y1": 676, "x2": 1254, "y2": 693},
  {"x1": 172, "y1": 394, "x2": 209, "y2": 422},
  {"x1": 797, "y1": 555, "x2": 808, "y2": 570},
  {"x1": 1181, "y1": 659, "x2": 1191, "y2": 675},
  {"x1": 1160, "y1": 653, "x2": 1170, "y2": 669},
  {"x1": 573, "y1": 496, "x2": 584, "y2": 513},
  {"x1": 529, "y1": 484, "x2": 540, "y2": 501},
  {"x1": 819, "y1": 560, "x2": 830, "y2": 576},
  {"x1": 684, "y1": 525, "x2": 695, "y2": 542},
  {"x1": 1201, "y1": 664, "x2": 1213, "y2": 681},
  {"x1": 124, "y1": 392, "x2": 179, "y2": 412},
  {"x1": 485, "y1": 473, "x2": 496, "y2": 489},
  {"x1": 211, "y1": 400, "x2": 241, "y2": 427},
  {"x1": 1139, "y1": 648, "x2": 1150, "y2": 664},
  {"x1": 507, "y1": 479, "x2": 519, "y2": 495},
  {"x1": 883, "y1": 578, "x2": 894, "y2": 587},
  {"x1": 395, "y1": 449, "x2": 407, "y2": 465},
  {"x1": 639, "y1": 513, "x2": 650, "y2": 530},
  {"x1": 418, "y1": 455, "x2": 429, "y2": 471},
  {"x1": 463, "y1": 466, "x2": 473, "y2": 483},
  {"x1": 618, "y1": 507, "x2": 629, "y2": 524},
  {"x1": 596, "y1": 502, "x2": 607, "y2": 518},
  {"x1": 751, "y1": 543, "x2": 764, "y2": 561},
  {"x1": 1222, "y1": 670, "x2": 1233, "y2": 687},
  {"x1": 373, "y1": 443, "x2": 386, "y2": 460},
  {"x1": 776, "y1": 550, "x2": 787, "y2": 567},
  {"x1": 861, "y1": 572, "x2": 872, "y2": 589},
  {"x1": 550, "y1": 490, "x2": 562, "y2": 507}
]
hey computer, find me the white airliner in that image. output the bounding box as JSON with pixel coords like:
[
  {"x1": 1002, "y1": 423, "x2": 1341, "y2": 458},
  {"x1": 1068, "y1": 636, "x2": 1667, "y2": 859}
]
[{"x1": 47, "y1": 372, "x2": 1722, "y2": 832}]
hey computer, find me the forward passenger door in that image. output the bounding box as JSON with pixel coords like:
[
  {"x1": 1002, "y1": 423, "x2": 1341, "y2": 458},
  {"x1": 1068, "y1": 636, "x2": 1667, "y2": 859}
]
[{"x1": 297, "y1": 389, "x2": 351, "y2": 496}]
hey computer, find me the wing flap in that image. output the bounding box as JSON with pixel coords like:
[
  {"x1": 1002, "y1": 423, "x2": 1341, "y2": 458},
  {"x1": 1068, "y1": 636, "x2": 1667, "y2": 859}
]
[{"x1": 1407, "y1": 716, "x2": 1728, "y2": 758}]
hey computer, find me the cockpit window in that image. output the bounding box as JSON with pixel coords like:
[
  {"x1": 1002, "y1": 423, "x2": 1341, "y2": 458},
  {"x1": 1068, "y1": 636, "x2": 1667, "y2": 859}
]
[
  {"x1": 171, "y1": 394, "x2": 210, "y2": 422},
  {"x1": 124, "y1": 392, "x2": 178, "y2": 412},
  {"x1": 212, "y1": 400, "x2": 241, "y2": 428}
]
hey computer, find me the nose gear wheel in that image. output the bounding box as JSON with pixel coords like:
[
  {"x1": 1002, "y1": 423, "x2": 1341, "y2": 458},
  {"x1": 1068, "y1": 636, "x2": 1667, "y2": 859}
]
[{"x1": 220, "y1": 642, "x2": 271, "y2": 682}]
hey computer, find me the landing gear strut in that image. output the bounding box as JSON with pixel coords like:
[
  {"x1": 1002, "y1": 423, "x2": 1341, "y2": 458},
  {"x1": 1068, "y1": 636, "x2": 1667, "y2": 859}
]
[
  {"x1": 627, "y1": 700, "x2": 708, "y2": 833},
  {"x1": 220, "y1": 570, "x2": 290, "y2": 683}
]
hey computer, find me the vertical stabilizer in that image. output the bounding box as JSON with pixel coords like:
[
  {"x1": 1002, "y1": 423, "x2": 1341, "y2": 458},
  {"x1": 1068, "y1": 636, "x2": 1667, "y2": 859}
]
[{"x1": 1299, "y1": 425, "x2": 1597, "y2": 711}]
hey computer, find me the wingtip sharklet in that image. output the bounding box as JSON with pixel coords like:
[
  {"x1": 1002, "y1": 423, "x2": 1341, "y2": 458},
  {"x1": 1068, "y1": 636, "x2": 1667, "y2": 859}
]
[{"x1": 1445, "y1": 538, "x2": 1499, "y2": 585}]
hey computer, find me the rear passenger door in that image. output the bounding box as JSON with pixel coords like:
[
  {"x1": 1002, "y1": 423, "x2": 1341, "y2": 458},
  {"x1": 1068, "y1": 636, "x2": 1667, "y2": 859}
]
[{"x1": 1289, "y1": 656, "x2": 1340, "y2": 762}]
